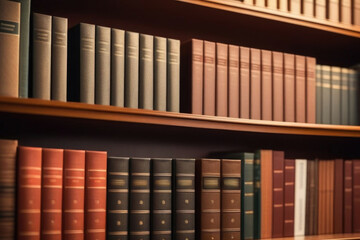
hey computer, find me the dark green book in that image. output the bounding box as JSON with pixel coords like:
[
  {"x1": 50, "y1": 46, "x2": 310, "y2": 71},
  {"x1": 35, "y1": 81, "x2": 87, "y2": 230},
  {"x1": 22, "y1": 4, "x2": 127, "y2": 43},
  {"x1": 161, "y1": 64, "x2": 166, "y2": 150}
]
[
  {"x1": 321, "y1": 65, "x2": 331, "y2": 124},
  {"x1": 331, "y1": 67, "x2": 341, "y2": 125},
  {"x1": 341, "y1": 68, "x2": 350, "y2": 125},
  {"x1": 349, "y1": 69, "x2": 358, "y2": 126},
  {"x1": 316, "y1": 65, "x2": 322, "y2": 124}
]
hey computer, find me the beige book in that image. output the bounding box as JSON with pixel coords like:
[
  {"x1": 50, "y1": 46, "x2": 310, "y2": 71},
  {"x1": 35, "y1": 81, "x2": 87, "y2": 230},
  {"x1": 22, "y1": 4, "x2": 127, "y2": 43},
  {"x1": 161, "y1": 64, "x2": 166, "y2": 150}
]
[
  {"x1": 354, "y1": 0, "x2": 360, "y2": 25},
  {"x1": 167, "y1": 38, "x2": 180, "y2": 112},
  {"x1": 290, "y1": 0, "x2": 301, "y2": 15},
  {"x1": 125, "y1": 31, "x2": 139, "y2": 108},
  {"x1": 154, "y1": 36, "x2": 167, "y2": 111},
  {"x1": 267, "y1": 0, "x2": 278, "y2": 10},
  {"x1": 255, "y1": 0, "x2": 266, "y2": 7},
  {"x1": 328, "y1": 0, "x2": 339, "y2": 22},
  {"x1": 315, "y1": 0, "x2": 326, "y2": 19},
  {"x1": 341, "y1": 0, "x2": 351, "y2": 24},
  {"x1": 139, "y1": 34, "x2": 154, "y2": 110},
  {"x1": 279, "y1": 0, "x2": 288, "y2": 11},
  {"x1": 303, "y1": 0, "x2": 315, "y2": 17},
  {"x1": 111, "y1": 28, "x2": 125, "y2": 107}
]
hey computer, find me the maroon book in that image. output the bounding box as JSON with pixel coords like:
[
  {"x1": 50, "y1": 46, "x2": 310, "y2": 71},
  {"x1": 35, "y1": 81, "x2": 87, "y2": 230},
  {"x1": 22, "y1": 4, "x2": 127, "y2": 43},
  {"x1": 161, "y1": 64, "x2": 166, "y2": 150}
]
[
  {"x1": 272, "y1": 151, "x2": 284, "y2": 238},
  {"x1": 353, "y1": 159, "x2": 360, "y2": 233},
  {"x1": 283, "y1": 159, "x2": 295, "y2": 237},
  {"x1": 343, "y1": 160, "x2": 353, "y2": 233},
  {"x1": 333, "y1": 159, "x2": 344, "y2": 234}
]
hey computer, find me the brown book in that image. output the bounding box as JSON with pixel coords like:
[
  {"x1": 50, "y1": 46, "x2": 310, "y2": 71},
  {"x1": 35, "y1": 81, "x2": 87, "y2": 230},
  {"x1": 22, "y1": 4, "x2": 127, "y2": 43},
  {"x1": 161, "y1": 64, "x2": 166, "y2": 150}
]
[
  {"x1": 317, "y1": 160, "x2": 325, "y2": 234},
  {"x1": 250, "y1": 48, "x2": 261, "y2": 120},
  {"x1": 203, "y1": 41, "x2": 216, "y2": 116},
  {"x1": 305, "y1": 159, "x2": 318, "y2": 236},
  {"x1": 196, "y1": 158, "x2": 221, "y2": 240},
  {"x1": 295, "y1": 55, "x2": 306, "y2": 123},
  {"x1": 333, "y1": 159, "x2": 344, "y2": 234},
  {"x1": 354, "y1": 0, "x2": 360, "y2": 25},
  {"x1": 272, "y1": 151, "x2": 284, "y2": 238},
  {"x1": 0, "y1": 0, "x2": 20, "y2": 98},
  {"x1": 284, "y1": 53, "x2": 295, "y2": 122},
  {"x1": 283, "y1": 159, "x2": 295, "y2": 237},
  {"x1": 240, "y1": 47, "x2": 250, "y2": 119},
  {"x1": 328, "y1": 160, "x2": 335, "y2": 233},
  {"x1": 221, "y1": 159, "x2": 241, "y2": 240},
  {"x1": 353, "y1": 159, "x2": 360, "y2": 232},
  {"x1": 306, "y1": 57, "x2": 316, "y2": 123},
  {"x1": 216, "y1": 43, "x2": 228, "y2": 117},
  {"x1": 260, "y1": 150, "x2": 272, "y2": 238},
  {"x1": 272, "y1": 51, "x2": 284, "y2": 122},
  {"x1": 341, "y1": 0, "x2": 352, "y2": 24},
  {"x1": 228, "y1": 45, "x2": 240, "y2": 118},
  {"x1": 17, "y1": 146, "x2": 42, "y2": 240},
  {"x1": 343, "y1": 160, "x2": 353, "y2": 233},
  {"x1": 261, "y1": 50, "x2": 272, "y2": 121}
]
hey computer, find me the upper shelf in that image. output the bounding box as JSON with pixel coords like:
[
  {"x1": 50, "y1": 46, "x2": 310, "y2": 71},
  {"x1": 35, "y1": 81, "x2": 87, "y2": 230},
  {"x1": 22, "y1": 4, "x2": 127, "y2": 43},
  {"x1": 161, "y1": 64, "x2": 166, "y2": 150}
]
[{"x1": 1, "y1": 97, "x2": 360, "y2": 138}]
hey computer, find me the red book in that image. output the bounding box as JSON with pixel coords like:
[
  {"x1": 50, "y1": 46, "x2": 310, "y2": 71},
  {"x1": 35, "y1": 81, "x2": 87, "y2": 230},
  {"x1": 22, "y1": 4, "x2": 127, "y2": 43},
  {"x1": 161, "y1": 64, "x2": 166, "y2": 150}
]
[
  {"x1": 261, "y1": 50, "x2": 272, "y2": 121},
  {"x1": 306, "y1": 57, "x2": 316, "y2": 123},
  {"x1": 283, "y1": 159, "x2": 295, "y2": 237},
  {"x1": 63, "y1": 150, "x2": 85, "y2": 240},
  {"x1": 85, "y1": 151, "x2": 107, "y2": 240},
  {"x1": 250, "y1": 48, "x2": 261, "y2": 120},
  {"x1": 353, "y1": 159, "x2": 360, "y2": 233},
  {"x1": 272, "y1": 151, "x2": 284, "y2": 238},
  {"x1": 272, "y1": 51, "x2": 284, "y2": 122},
  {"x1": 284, "y1": 53, "x2": 295, "y2": 122},
  {"x1": 240, "y1": 47, "x2": 250, "y2": 119},
  {"x1": 343, "y1": 160, "x2": 353, "y2": 233},
  {"x1": 203, "y1": 41, "x2": 216, "y2": 116},
  {"x1": 17, "y1": 146, "x2": 42, "y2": 240},
  {"x1": 216, "y1": 43, "x2": 228, "y2": 117},
  {"x1": 333, "y1": 159, "x2": 344, "y2": 234},
  {"x1": 41, "y1": 148, "x2": 64, "y2": 240},
  {"x1": 295, "y1": 55, "x2": 306, "y2": 123},
  {"x1": 228, "y1": 44, "x2": 240, "y2": 118}
]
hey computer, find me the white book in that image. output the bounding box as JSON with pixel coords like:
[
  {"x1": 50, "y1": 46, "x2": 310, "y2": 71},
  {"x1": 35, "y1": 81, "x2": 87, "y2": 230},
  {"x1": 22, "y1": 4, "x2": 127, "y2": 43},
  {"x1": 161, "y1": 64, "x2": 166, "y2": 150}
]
[{"x1": 294, "y1": 159, "x2": 307, "y2": 236}]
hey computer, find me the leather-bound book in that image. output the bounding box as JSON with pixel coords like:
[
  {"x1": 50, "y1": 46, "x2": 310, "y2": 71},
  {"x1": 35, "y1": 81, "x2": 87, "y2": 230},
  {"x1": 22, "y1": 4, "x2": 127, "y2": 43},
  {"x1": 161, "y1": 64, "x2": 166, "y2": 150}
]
[
  {"x1": 295, "y1": 55, "x2": 306, "y2": 123},
  {"x1": 341, "y1": 0, "x2": 351, "y2": 24},
  {"x1": 353, "y1": 159, "x2": 360, "y2": 232},
  {"x1": 340, "y1": 68, "x2": 349, "y2": 125},
  {"x1": 0, "y1": 139, "x2": 18, "y2": 240},
  {"x1": 154, "y1": 36, "x2": 167, "y2": 111},
  {"x1": 41, "y1": 148, "x2": 64, "y2": 240},
  {"x1": 272, "y1": 151, "x2": 284, "y2": 238},
  {"x1": 17, "y1": 146, "x2": 42, "y2": 240},
  {"x1": 316, "y1": 65, "x2": 322, "y2": 123},
  {"x1": 63, "y1": 149, "x2": 85, "y2": 240},
  {"x1": 151, "y1": 158, "x2": 172, "y2": 240},
  {"x1": 343, "y1": 160, "x2": 353, "y2": 233},
  {"x1": 321, "y1": 65, "x2": 331, "y2": 124},
  {"x1": 283, "y1": 159, "x2": 295, "y2": 237},
  {"x1": 139, "y1": 34, "x2": 154, "y2": 110},
  {"x1": 203, "y1": 41, "x2": 216, "y2": 116},
  {"x1": 349, "y1": 69, "x2": 358, "y2": 125},
  {"x1": 328, "y1": 160, "x2": 335, "y2": 233},
  {"x1": 284, "y1": 53, "x2": 295, "y2": 122},
  {"x1": 85, "y1": 151, "x2": 107, "y2": 240},
  {"x1": 221, "y1": 159, "x2": 241, "y2": 240},
  {"x1": 172, "y1": 158, "x2": 195, "y2": 240},
  {"x1": 272, "y1": 51, "x2": 284, "y2": 122},
  {"x1": 129, "y1": 158, "x2": 151, "y2": 240},
  {"x1": 167, "y1": 38, "x2": 181, "y2": 113},
  {"x1": 216, "y1": 43, "x2": 228, "y2": 117},
  {"x1": 228, "y1": 45, "x2": 240, "y2": 118},
  {"x1": 125, "y1": 31, "x2": 139, "y2": 109},
  {"x1": 111, "y1": 28, "x2": 125, "y2": 107},
  {"x1": 333, "y1": 159, "x2": 344, "y2": 233},
  {"x1": 331, "y1": 67, "x2": 341, "y2": 125},
  {"x1": 294, "y1": 159, "x2": 307, "y2": 236},
  {"x1": 315, "y1": 0, "x2": 326, "y2": 19},
  {"x1": 242, "y1": 153, "x2": 254, "y2": 240},
  {"x1": 354, "y1": 0, "x2": 360, "y2": 25},
  {"x1": 107, "y1": 157, "x2": 129, "y2": 240},
  {"x1": 261, "y1": 50, "x2": 272, "y2": 121},
  {"x1": 250, "y1": 48, "x2": 261, "y2": 120},
  {"x1": 329, "y1": 0, "x2": 340, "y2": 21},
  {"x1": 196, "y1": 158, "x2": 221, "y2": 240},
  {"x1": 317, "y1": 160, "x2": 326, "y2": 234},
  {"x1": 306, "y1": 57, "x2": 316, "y2": 123},
  {"x1": 240, "y1": 47, "x2": 250, "y2": 119},
  {"x1": 305, "y1": 159, "x2": 318, "y2": 235},
  {"x1": 303, "y1": 0, "x2": 315, "y2": 17}
]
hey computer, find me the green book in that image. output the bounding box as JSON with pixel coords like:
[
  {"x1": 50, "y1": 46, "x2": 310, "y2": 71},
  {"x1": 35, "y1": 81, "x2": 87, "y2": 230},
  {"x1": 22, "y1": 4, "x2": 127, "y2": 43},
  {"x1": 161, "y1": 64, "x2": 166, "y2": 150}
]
[
  {"x1": 254, "y1": 151, "x2": 261, "y2": 240},
  {"x1": 331, "y1": 67, "x2": 341, "y2": 125},
  {"x1": 321, "y1": 65, "x2": 331, "y2": 124}
]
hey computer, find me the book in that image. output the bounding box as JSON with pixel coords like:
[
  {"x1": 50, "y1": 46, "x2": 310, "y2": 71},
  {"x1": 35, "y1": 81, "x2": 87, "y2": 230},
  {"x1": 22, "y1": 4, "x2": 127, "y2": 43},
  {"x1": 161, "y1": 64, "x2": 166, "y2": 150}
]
[
  {"x1": 221, "y1": 159, "x2": 241, "y2": 240},
  {"x1": 284, "y1": 53, "x2": 295, "y2": 122},
  {"x1": 349, "y1": 69, "x2": 358, "y2": 125},
  {"x1": 167, "y1": 38, "x2": 180, "y2": 113},
  {"x1": 353, "y1": 159, "x2": 360, "y2": 232},
  {"x1": 95, "y1": 26, "x2": 111, "y2": 105},
  {"x1": 172, "y1": 158, "x2": 196, "y2": 240},
  {"x1": 303, "y1": 0, "x2": 315, "y2": 17},
  {"x1": 111, "y1": 28, "x2": 125, "y2": 107},
  {"x1": 32, "y1": 13, "x2": 52, "y2": 100},
  {"x1": 107, "y1": 157, "x2": 129, "y2": 240},
  {"x1": 0, "y1": 0, "x2": 20, "y2": 98},
  {"x1": 341, "y1": 0, "x2": 352, "y2": 24},
  {"x1": 306, "y1": 57, "x2": 316, "y2": 123},
  {"x1": 240, "y1": 47, "x2": 250, "y2": 119},
  {"x1": 343, "y1": 160, "x2": 353, "y2": 233},
  {"x1": 318, "y1": 160, "x2": 326, "y2": 234},
  {"x1": 315, "y1": 0, "x2": 326, "y2": 19},
  {"x1": 331, "y1": 66, "x2": 341, "y2": 125},
  {"x1": 154, "y1": 36, "x2": 167, "y2": 111},
  {"x1": 327, "y1": 159, "x2": 335, "y2": 233},
  {"x1": 216, "y1": 43, "x2": 228, "y2": 117},
  {"x1": 279, "y1": 0, "x2": 288, "y2": 11},
  {"x1": 321, "y1": 65, "x2": 331, "y2": 124},
  {"x1": 151, "y1": 158, "x2": 172, "y2": 240},
  {"x1": 341, "y1": 68, "x2": 349, "y2": 125},
  {"x1": 250, "y1": 48, "x2": 261, "y2": 120},
  {"x1": 305, "y1": 159, "x2": 318, "y2": 236},
  {"x1": 228, "y1": 45, "x2": 240, "y2": 118},
  {"x1": 290, "y1": 0, "x2": 301, "y2": 14},
  {"x1": 268, "y1": 0, "x2": 277, "y2": 10},
  {"x1": 139, "y1": 34, "x2": 154, "y2": 110},
  {"x1": 295, "y1": 55, "x2": 306, "y2": 123},
  {"x1": 283, "y1": 159, "x2": 295, "y2": 237},
  {"x1": 41, "y1": 148, "x2": 64, "y2": 240},
  {"x1": 333, "y1": 159, "x2": 344, "y2": 234},
  {"x1": 17, "y1": 146, "x2": 42, "y2": 240},
  {"x1": 355, "y1": 0, "x2": 360, "y2": 25},
  {"x1": 243, "y1": 153, "x2": 255, "y2": 240},
  {"x1": 63, "y1": 149, "x2": 85, "y2": 240},
  {"x1": 316, "y1": 65, "x2": 322, "y2": 123},
  {"x1": 328, "y1": 0, "x2": 339, "y2": 21},
  {"x1": 272, "y1": 151, "x2": 284, "y2": 238},
  {"x1": 294, "y1": 159, "x2": 307, "y2": 236},
  {"x1": 85, "y1": 151, "x2": 107, "y2": 240},
  {"x1": 203, "y1": 40, "x2": 216, "y2": 116},
  {"x1": 272, "y1": 51, "x2": 284, "y2": 122},
  {"x1": 255, "y1": 0, "x2": 266, "y2": 7},
  {"x1": 125, "y1": 31, "x2": 139, "y2": 109},
  {"x1": 261, "y1": 50, "x2": 272, "y2": 121},
  {"x1": 196, "y1": 158, "x2": 221, "y2": 240},
  {"x1": 0, "y1": 139, "x2": 17, "y2": 240},
  {"x1": 51, "y1": 16, "x2": 68, "y2": 102}
]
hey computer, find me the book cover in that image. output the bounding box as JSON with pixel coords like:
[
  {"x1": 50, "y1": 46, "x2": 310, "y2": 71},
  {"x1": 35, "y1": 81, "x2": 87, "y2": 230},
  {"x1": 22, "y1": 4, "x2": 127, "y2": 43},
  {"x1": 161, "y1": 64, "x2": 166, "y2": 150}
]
[
  {"x1": 240, "y1": 47, "x2": 250, "y2": 119},
  {"x1": 268, "y1": 0, "x2": 277, "y2": 10},
  {"x1": 272, "y1": 151, "x2": 284, "y2": 238},
  {"x1": 353, "y1": 159, "x2": 360, "y2": 232},
  {"x1": 272, "y1": 51, "x2": 284, "y2": 122},
  {"x1": 250, "y1": 48, "x2": 261, "y2": 120},
  {"x1": 316, "y1": 65, "x2": 322, "y2": 123},
  {"x1": 341, "y1": 0, "x2": 352, "y2": 24},
  {"x1": 261, "y1": 50, "x2": 272, "y2": 121},
  {"x1": 295, "y1": 55, "x2": 306, "y2": 123},
  {"x1": 290, "y1": 0, "x2": 301, "y2": 14},
  {"x1": 303, "y1": 0, "x2": 315, "y2": 17},
  {"x1": 321, "y1": 65, "x2": 331, "y2": 124},
  {"x1": 354, "y1": 0, "x2": 360, "y2": 25},
  {"x1": 279, "y1": 0, "x2": 288, "y2": 11},
  {"x1": 305, "y1": 159, "x2": 318, "y2": 235},
  {"x1": 328, "y1": 0, "x2": 339, "y2": 22},
  {"x1": 343, "y1": 160, "x2": 353, "y2": 233},
  {"x1": 327, "y1": 160, "x2": 335, "y2": 233},
  {"x1": 255, "y1": 0, "x2": 266, "y2": 7},
  {"x1": 333, "y1": 159, "x2": 344, "y2": 233},
  {"x1": 139, "y1": 34, "x2": 154, "y2": 110},
  {"x1": 111, "y1": 28, "x2": 125, "y2": 107},
  {"x1": 331, "y1": 66, "x2": 341, "y2": 125},
  {"x1": 243, "y1": 153, "x2": 255, "y2": 240},
  {"x1": 167, "y1": 38, "x2": 180, "y2": 113},
  {"x1": 349, "y1": 69, "x2": 358, "y2": 125},
  {"x1": 318, "y1": 160, "x2": 326, "y2": 234},
  {"x1": 283, "y1": 159, "x2": 295, "y2": 237},
  {"x1": 216, "y1": 43, "x2": 228, "y2": 117},
  {"x1": 154, "y1": 36, "x2": 167, "y2": 111},
  {"x1": 284, "y1": 53, "x2": 295, "y2": 122},
  {"x1": 294, "y1": 159, "x2": 307, "y2": 236},
  {"x1": 228, "y1": 45, "x2": 240, "y2": 118},
  {"x1": 203, "y1": 40, "x2": 216, "y2": 116},
  {"x1": 315, "y1": 0, "x2": 326, "y2": 19},
  {"x1": 340, "y1": 68, "x2": 349, "y2": 125},
  {"x1": 125, "y1": 31, "x2": 139, "y2": 109},
  {"x1": 306, "y1": 57, "x2": 316, "y2": 123}
]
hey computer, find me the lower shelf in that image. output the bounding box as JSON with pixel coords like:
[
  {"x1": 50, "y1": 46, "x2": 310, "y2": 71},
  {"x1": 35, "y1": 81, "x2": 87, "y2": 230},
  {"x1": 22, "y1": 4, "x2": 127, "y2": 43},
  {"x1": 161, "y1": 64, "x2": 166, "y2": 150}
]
[{"x1": 263, "y1": 233, "x2": 360, "y2": 239}]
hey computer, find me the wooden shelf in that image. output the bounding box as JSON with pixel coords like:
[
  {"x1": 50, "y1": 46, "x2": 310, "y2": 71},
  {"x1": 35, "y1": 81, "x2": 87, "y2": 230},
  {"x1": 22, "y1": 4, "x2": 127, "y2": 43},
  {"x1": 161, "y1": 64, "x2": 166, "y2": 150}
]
[
  {"x1": 1, "y1": 97, "x2": 360, "y2": 138},
  {"x1": 263, "y1": 233, "x2": 360, "y2": 239}
]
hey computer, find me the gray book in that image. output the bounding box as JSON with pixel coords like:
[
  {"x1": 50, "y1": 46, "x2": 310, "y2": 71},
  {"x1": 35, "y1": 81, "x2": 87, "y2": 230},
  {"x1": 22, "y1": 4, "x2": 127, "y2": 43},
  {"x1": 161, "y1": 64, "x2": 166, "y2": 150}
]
[
  {"x1": 316, "y1": 65, "x2": 322, "y2": 124},
  {"x1": 51, "y1": 16, "x2": 67, "y2": 101},
  {"x1": 154, "y1": 36, "x2": 167, "y2": 111},
  {"x1": 321, "y1": 65, "x2": 331, "y2": 124},
  {"x1": 167, "y1": 38, "x2": 180, "y2": 113},
  {"x1": 95, "y1": 25, "x2": 111, "y2": 105},
  {"x1": 32, "y1": 13, "x2": 52, "y2": 100},
  {"x1": 139, "y1": 34, "x2": 154, "y2": 110},
  {"x1": 331, "y1": 66, "x2": 341, "y2": 125},
  {"x1": 111, "y1": 28, "x2": 125, "y2": 107},
  {"x1": 125, "y1": 31, "x2": 139, "y2": 108},
  {"x1": 341, "y1": 68, "x2": 350, "y2": 125},
  {"x1": 349, "y1": 69, "x2": 358, "y2": 125}
]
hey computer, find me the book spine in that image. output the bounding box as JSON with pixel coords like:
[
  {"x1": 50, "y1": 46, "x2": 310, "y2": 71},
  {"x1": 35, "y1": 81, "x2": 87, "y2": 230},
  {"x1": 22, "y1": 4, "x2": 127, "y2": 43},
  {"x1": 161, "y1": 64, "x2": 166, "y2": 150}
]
[
  {"x1": 167, "y1": 38, "x2": 180, "y2": 113},
  {"x1": 0, "y1": 139, "x2": 18, "y2": 240},
  {"x1": 318, "y1": 160, "x2": 325, "y2": 234},
  {"x1": 260, "y1": 150, "x2": 272, "y2": 239},
  {"x1": 305, "y1": 160, "x2": 314, "y2": 235},
  {"x1": 294, "y1": 159, "x2": 307, "y2": 236},
  {"x1": 283, "y1": 159, "x2": 295, "y2": 237},
  {"x1": 268, "y1": 0, "x2": 278, "y2": 9},
  {"x1": 313, "y1": 158, "x2": 319, "y2": 235},
  {"x1": 173, "y1": 158, "x2": 195, "y2": 240},
  {"x1": 111, "y1": 28, "x2": 125, "y2": 107},
  {"x1": 349, "y1": 69, "x2": 358, "y2": 125},
  {"x1": 341, "y1": 68, "x2": 349, "y2": 125},
  {"x1": 321, "y1": 65, "x2": 331, "y2": 124},
  {"x1": 129, "y1": 158, "x2": 151, "y2": 240},
  {"x1": 329, "y1": 0, "x2": 340, "y2": 21},
  {"x1": 290, "y1": 0, "x2": 302, "y2": 14},
  {"x1": 221, "y1": 159, "x2": 241, "y2": 240},
  {"x1": 331, "y1": 66, "x2": 341, "y2": 125},
  {"x1": 151, "y1": 158, "x2": 172, "y2": 240},
  {"x1": 343, "y1": 160, "x2": 353, "y2": 233},
  {"x1": 353, "y1": 159, "x2": 360, "y2": 232},
  {"x1": 203, "y1": 41, "x2": 216, "y2": 116},
  {"x1": 306, "y1": 57, "x2": 316, "y2": 123},
  {"x1": 355, "y1": 0, "x2": 360, "y2": 25},
  {"x1": 63, "y1": 149, "x2": 85, "y2": 240},
  {"x1": 32, "y1": 13, "x2": 52, "y2": 100},
  {"x1": 41, "y1": 148, "x2": 64, "y2": 240},
  {"x1": 17, "y1": 146, "x2": 42, "y2": 240},
  {"x1": 316, "y1": 65, "x2": 322, "y2": 123},
  {"x1": 250, "y1": 48, "x2": 261, "y2": 120},
  {"x1": 272, "y1": 151, "x2": 284, "y2": 238},
  {"x1": 328, "y1": 159, "x2": 335, "y2": 233},
  {"x1": 125, "y1": 31, "x2": 139, "y2": 109},
  {"x1": 216, "y1": 43, "x2": 228, "y2": 117},
  {"x1": 303, "y1": 0, "x2": 315, "y2": 17},
  {"x1": 255, "y1": 0, "x2": 266, "y2": 7},
  {"x1": 196, "y1": 159, "x2": 221, "y2": 240},
  {"x1": 333, "y1": 159, "x2": 344, "y2": 233},
  {"x1": 279, "y1": 0, "x2": 288, "y2": 11},
  {"x1": 95, "y1": 26, "x2": 111, "y2": 105},
  {"x1": 261, "y1": 50, "x2": 272, "y2": 120},
  {"x1": 284, "y1": 53, "x2": 295, "y2": 122},
  {"x1": 51, "y1": 16, "x2": 68, "y2": 102},
  {"x1": 295, "y1": 55, "x2": 306, "y2": 123},
  {"x1": 107, "y1": 157, "x2": 129, "y2": 240},
  {"x1": 0, "y1": 0, "x2": 20, "y2": 98},
  {"x1": 244, "y1": 152, "x2": 255, "y2": 240},
  {"x1": 341, "y1": 0, "x2": 352, "y2": 24},
  {"x1": 315, "y1": 0, "x2": 326, "y2": 19},
  {"x1": 228, "y1": 45, "x2": 240, "y2": 118},
  {"x1": 154, "y1": 36, "x2": 167, "y2": 111},
  {"x1": 272, "y1": 51, "x2": 284, "y2": 122},
  {"x1": 240, "y1": 47, "x2": 250, "y2": 119},
  {"x1": 139, "y1": 34, "x2": 154, "y2": 110}
]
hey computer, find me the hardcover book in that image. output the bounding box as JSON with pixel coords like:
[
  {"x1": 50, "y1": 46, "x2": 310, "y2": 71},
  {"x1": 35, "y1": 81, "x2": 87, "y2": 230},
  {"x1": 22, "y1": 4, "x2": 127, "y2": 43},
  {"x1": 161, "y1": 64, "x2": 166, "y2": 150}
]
[
  {"x1": 139, "y1": 34, "x2": 154, "y2": 110},
  {"x1": 240, "y1": 47, "x2": 250, "y2": 119},
  {"x1": 250, "y1": 48, "x2": 261, "y2": 120},
  {"x1": 333, "y1": 159, "x2": 344, "y2": 233},
  {"x1": 328, "y1": 0, "x2": 339, "y2": 21},
  {"x1": 242, "y1": 153, "x2": 255, "y2": 240},
  {"x1": 340, "y1": 68, "x2": 349, "y2": 125},
  {"x1": 125, "y1": 31, "x2": 139, "y2": 109},
  {"x1": 203, "y1": 41, "x2": 216, "y2": 116},
  {"x1": 111, "y1": 28, "x2": 125, "y2": 107},
  {"x1": 331, "y1": 66, "x2": 341, "y2": 125},
  {"x1": 295, "y1": 55, "x2": 306, "y2": 123},
  {"x1": 305, "y1": 159, "x2": 318, "y2": 235},
  {"x1": 303, "y1": 0, "x2": 314, "y2": 17},
  {"x1": 167, "y1": 38, "x2": 180, "y2": 112},
  {"x1": 343, "y1": 160, "x2": 353, "y2": 233},
  {"x1": 353, "y1": 159, "x2": 360, "y2": 232},
  {"x1": 216, "y1": 43, "x2": 228, "y2": 117},
  {"x1": 306, "y1": 57, "x2": 316, "y2": 123},
  {"x1": 315, "y1": 0, "x2": 326, "y2": 19},
  {"x1": 284, "y1": 53, "x2": 295, "y2": 122},
  {"x1": 154, "y1": 36, "x2": 167, "y2": 111},
  {"x1": 283, "y1": 159, "x2": 295, "y2": 237},
  {"x1": 261, "y1": 50, "x2": 272, "y2": 121},
  {"x1": 228, "y1": 45, "x2": 240, "y2": 118},
  {"x1": 272, "y1": 51, "x2": 284, "y2": 122},
  {"x1": 321, "y1": 65, "x2": 331, "y2": 124},
  {"x1": 316, "y1": 65, "x2": 322, "y2": 123},
  {"x1": 349, "y1": 69, "x2": 358, "y2": 125},
  {"x1": 272, "y1": 151, "x2": 284, "y2": 238},
  {"x1": 294, "y1": 159, "x2": 307, "y2": 236},
  {"x1": 341, "y1": 0, "x2": 352, "y2": 24}
]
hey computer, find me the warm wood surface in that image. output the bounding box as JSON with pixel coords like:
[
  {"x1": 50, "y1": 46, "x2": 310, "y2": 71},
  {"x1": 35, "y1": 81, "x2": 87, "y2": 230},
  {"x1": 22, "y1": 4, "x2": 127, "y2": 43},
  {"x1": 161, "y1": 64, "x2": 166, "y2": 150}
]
[{"x1": 263, "y1": 233, "x2": 360, "y2": 239}]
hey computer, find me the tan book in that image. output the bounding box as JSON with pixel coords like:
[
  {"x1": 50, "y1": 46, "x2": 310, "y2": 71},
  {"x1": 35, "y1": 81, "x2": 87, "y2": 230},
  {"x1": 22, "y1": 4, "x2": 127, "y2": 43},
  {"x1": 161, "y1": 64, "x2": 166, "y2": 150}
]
[
  {"x1": 354, "y1": 0, "x2": 360, "y2": 25},
  {"x1": 255, "y1": 0, "x2": 266, "y2": 7},
  {"x1": 306, "y1": 57, "x2": 316, "y2": 123},
  {"x1": 167, "y1": 38, "x2": 180, "y2": 112},
  {"x1": 250, "y1": 48, "x2": 261, "y2": 120},
  {"x1": 315, "y1": 0, "x2": 326, "y2": 19},
  {"x1": 284, "y1": 53, "x2": 295, "y2": 122},
  {"x1": 139, "y1": 34, "x2": 154, "y2": 110},
  {"x1": 303, "y1": 0, "x2": 315, "y2": 17},
  {"x1": 279, "y1": 0, "x2": 289, "y2": 11},
  {"x1": 272, "y1": 51, "x2": 284, "y2": 122},
  {"x1": 341, "y1": 0, "x2": 352, "y2": 24},
  {"x1": 289, "y1": 0, "x2": 302, "y2": 14},
  {"x1": 295, "y1": 55, "x2": 306, "y2": 123},
  {"x1": 328, "y1": 0, "x2": 340, "y2": 22},
  {"x1": 0, "y1": 0, "x2": 20, "y2": 98},
  {"x1": 268, "y1": 0, "x2": 278, "y2": 10},
  {"x1": 154, "y1": 36, "x2": 167, "y2": 111}
]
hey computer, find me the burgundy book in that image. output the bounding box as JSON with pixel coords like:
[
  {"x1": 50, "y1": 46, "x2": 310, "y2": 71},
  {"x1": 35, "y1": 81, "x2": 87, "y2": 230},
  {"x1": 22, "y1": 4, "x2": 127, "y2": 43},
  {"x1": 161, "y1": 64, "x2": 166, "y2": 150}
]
[
  {"x1": 353, "y1": 159, "x2": 360, "y2": 232},
  {"x1": 272, "y1": 51, "x2": 284, "y2": 122},
  {"x1": 41, "y1": 148, "x2": 64, "y2": 240},
  {"x1": 333, "y1": 159, "x2": 344, "y2": 234},
  {"x1": 343, "y1": 160, "x2": 353, "y2": 233},
  {"x1": 17, "y1": 146, "x2": 42, "y2": 240},
  {"x1": 240, "y1": 47, "x2": 250, "y2": 119},
  {"x1": 228, "y1": 45, "x2": 240, "y2": 118},
  {"x1": 250, "y1": 48, "x2": 261, "y2": 120},
  {"x1": 261, "y1": 50, "x2": 272, "y2": 121},
  {"x1": 306, "y1": 57, "x2": 316, "y2": 123},
  {"x1": 284, "y1": 53, "x2": 295, "y2": 122},
  {"x1": 63, "y1": 150, "x2": 85, "y2": 240},
  {"x1": 85, "y1": 151, "x2": 107, "y2": 240},
  {"x1": 203, "y1": 41, "x2": 216, "y2": 116},
  {"x1": 295, "y1": 55, "x2": 306, "y2": 123},
  {"x1": 216, "y1": 43, "x2": 228, "y2": 117},
  {"x1": 283, "y1": 159, "x2": 295, "y2": 237},
  {"x1": 272, "y1": 151, "x2": 284, "y2": 238}
]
